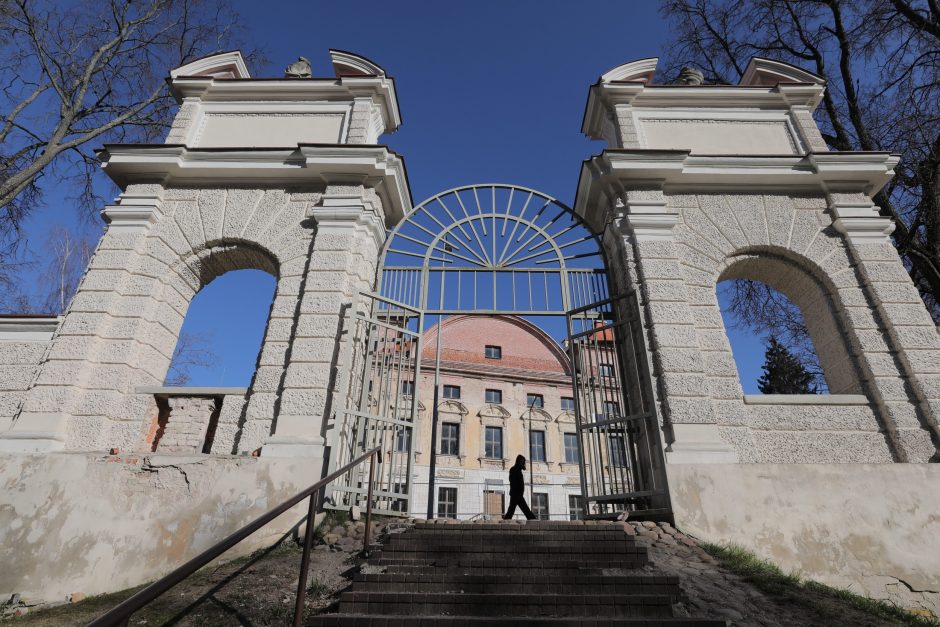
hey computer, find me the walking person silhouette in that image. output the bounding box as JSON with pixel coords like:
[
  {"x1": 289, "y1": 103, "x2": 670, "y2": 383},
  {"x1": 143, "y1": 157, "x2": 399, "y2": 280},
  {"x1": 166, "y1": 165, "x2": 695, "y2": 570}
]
[{"x1": 502, "y1": 454, "x2": 536, "y2": 520}]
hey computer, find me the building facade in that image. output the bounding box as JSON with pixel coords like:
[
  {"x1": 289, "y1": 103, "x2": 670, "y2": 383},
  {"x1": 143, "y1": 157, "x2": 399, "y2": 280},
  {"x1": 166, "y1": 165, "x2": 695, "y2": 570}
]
[{"x1": 408, "y1": 315, "x2": 584, "y2": 521}]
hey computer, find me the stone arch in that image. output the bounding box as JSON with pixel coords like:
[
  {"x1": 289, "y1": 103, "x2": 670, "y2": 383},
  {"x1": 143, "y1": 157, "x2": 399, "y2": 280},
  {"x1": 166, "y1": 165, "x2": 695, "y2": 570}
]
[{"x1": 716, "y1": 245, "x2": 865, "y2": 395}]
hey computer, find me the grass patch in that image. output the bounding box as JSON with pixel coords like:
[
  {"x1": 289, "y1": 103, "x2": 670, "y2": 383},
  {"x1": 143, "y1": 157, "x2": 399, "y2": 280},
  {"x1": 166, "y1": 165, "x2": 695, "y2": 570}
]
[{"x1": 702, "y1": 542, "x2": 939, "y2": 627}]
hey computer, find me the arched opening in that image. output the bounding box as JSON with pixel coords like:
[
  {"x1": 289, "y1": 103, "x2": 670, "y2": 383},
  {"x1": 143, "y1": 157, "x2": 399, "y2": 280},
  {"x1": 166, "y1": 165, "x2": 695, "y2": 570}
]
[
  {"x1": 718, "y1": 278, "x2": 826, "y2": 394},
  {"x1": 150, "y1": 251, "x2": 278, "y2": 455},
  {"x1": 164, "y1": 269, "x2": 276, "y2": 387},
  {"x1": 329, "y1": 184, "x2": 668, "y2": 521},
  {"x1": 717, "y1": 251, "x2": 863, "y2": 396}
]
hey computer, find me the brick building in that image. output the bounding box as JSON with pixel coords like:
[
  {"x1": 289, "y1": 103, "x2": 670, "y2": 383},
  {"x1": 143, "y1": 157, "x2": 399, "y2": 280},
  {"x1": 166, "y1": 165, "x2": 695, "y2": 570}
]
[{"x1": 408, "y1": 315, "x2": 586, "y2": 520}]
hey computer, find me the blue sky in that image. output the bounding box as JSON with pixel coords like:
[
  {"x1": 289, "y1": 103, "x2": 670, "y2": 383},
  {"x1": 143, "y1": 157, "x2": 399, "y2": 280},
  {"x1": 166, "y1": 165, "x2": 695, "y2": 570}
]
[{"x1": 12, "y1": 0, "x2": 768, "y2": 391}]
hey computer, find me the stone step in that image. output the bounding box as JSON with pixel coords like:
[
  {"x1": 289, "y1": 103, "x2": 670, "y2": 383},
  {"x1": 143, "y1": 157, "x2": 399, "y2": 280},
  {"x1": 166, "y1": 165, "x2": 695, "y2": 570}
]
[
  {"x1": 309, "y1": 616, "x2": 727, "y2": 626},
  {"x1": 371, "y1": 555, "x2": 649, "y2": 569},
  {"x1": 384, "y1": 533, "x2": 637, "y2": 545},
  {"x1": 339, "y1": 592, "x2": 675, "y2": 618},
  {"x1": 378, "y1": 565, "x2": 650, "y2": 577},
  {"x1": 353, "y1": 572, "x2": 681, "y2": 597},
  {"x1": 380, "y1": 542, "x2": 642, "y2": 555}
]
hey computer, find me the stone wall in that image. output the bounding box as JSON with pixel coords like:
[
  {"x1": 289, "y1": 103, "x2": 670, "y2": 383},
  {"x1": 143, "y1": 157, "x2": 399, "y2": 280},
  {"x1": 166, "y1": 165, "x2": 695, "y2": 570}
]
[
  {"x1": 668, "y1": 463, "x2": 940, "y2": 616},
  {"x1": 0, "y1": 452, "x2": 323, "y2": 605},
  {"x1": 0, "y1": 317, "x2": 58, "y2": 434}
]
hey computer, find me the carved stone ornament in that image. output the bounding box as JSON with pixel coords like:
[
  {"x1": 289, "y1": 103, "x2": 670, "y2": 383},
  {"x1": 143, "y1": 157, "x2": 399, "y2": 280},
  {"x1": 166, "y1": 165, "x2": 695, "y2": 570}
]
[
  {"x1": 284, "y1": 56, "x2": 312, "y2": 78},
  {"x1": 676, "y1": 67, "x2": 705, "y2": 86}
]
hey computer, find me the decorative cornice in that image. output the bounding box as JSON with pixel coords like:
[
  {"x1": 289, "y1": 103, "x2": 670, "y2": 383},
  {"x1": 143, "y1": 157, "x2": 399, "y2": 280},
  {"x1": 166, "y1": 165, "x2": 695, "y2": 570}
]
[
  {"x1": 167, "y1": 74, "x2": 401, "y2": 133},
  {"x1": 574, "y1": 149, "x2": 899, "y2": 232},
  {"x1": 97, "y1": 144, "x2": 412, "y2": 227},
  {"x1": 100, "y1": 186, "x2": 165, "y2": 232}
]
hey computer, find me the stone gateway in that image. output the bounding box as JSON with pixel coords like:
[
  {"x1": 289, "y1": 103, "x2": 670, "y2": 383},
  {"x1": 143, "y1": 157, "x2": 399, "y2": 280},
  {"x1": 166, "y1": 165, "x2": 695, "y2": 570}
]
[{"x1": 0, "y1": 51, "x2": 937, "y2": 616}]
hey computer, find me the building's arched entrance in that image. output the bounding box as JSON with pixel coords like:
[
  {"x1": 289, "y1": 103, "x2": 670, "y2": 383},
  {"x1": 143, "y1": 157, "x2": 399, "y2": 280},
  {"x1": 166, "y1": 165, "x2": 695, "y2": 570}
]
[{"x1": 328, "y1": 184, "x2": 670, "y2": 519}]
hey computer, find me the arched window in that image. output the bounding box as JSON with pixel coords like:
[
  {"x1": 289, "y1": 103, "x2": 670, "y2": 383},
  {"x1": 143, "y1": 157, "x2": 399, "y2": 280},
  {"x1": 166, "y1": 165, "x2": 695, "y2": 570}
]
[
  {"x1": 717, "y1": 252, "x2": 863, "y2": 396},
  {"x1": 165, "y1": 269, "x2": 276, "y2": 387},
  {"x1": 718, "y1": 278, "x2": 825, "y2": 394}
]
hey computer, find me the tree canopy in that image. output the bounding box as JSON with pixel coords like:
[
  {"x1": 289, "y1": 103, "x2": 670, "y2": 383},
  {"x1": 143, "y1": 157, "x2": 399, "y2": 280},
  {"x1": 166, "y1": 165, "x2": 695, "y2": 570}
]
[
  {"x1": 757, "y1": 335, "x2": 818, "y2": 394},
  {"x1": 0, "y1": 0, "x2": 248, "y2": 286},
  {"x1": 663, "y1": 0, "x2": 940, "y2": 320}
]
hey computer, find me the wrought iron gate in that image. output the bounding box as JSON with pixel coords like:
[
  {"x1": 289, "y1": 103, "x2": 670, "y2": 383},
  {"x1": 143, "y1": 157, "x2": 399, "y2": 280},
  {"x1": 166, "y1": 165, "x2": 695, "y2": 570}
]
[
  {"x1": 328, "y1": 184, "x2": 670, "y2": 520},
  {"x1": 328, "y1": 290, "x2": 421, "y2": 515},
  {"x1": 566, "y1": 290, "x2": 670, "y2": 519}
]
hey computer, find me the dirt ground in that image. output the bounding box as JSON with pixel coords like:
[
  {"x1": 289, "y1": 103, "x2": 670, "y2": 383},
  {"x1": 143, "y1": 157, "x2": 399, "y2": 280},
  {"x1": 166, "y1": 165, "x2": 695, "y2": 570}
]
[{"x1": 0, "y1": 540, "x2": 360, "y2": 627}]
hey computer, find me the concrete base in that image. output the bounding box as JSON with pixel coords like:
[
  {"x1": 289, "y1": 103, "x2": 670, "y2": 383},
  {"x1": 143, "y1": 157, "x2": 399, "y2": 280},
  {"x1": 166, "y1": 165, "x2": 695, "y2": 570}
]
[
  {"x1": 667, "y1": 463, "x2": 940, "y2": 617},
  {"x1": 0, "y1": 452, "x2": 324, "y2": 605},
  {"x1": 665, "y1": 424, "x2": 738, "y2": 464}
]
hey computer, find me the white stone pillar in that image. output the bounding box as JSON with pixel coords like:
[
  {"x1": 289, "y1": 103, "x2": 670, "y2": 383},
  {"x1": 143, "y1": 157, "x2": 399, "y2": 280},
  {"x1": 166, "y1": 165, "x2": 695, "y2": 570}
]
[
  {"x1": 257, "y1": 185, "x2": 384, "y2": 458},
  {"x1": 614, "y1": 189, "x2": 738, "y2": 463},
  {"x1": 0, "y1": 186, "x2": 165, "y2": 453},
  {"x1": 833, "y1": 192, "x2": 940, "y2": 461}
]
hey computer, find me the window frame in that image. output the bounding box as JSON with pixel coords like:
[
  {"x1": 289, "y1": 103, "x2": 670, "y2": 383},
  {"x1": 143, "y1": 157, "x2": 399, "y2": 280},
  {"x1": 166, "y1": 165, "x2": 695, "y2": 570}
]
[
  {"x1": 394, "y1": 427, "x2": 411, "y2": 453},
  {"x1": 484, "y1": 388, "x2": 503, "y2": 404},
  {"x1": 529, "y1": 429, "x2": 546, "y2": 462},
  {"x1": 609, "y1": 434, "x2": 627, "y2": 467},
  {"x1": 484, "y1": 425, "x2": 503, "y2": 459},
  {"x1": 440, "y1": 422, "x2": 460, "y2": 456},
  {"x1": 560, "y1": 396, "x2": 575, "y2": 412},
  {"x1": 532, "y1": 492, "x2": 550, "y2": 520},
  {"x1": 598, "y1": 363, "x2": 614, "y2": 377},
  {"x1": 525, "y1": 393, "x2": 544, "y2": 409},
  {"x1": 484, "y1": 345, "x2": 502, "y2": 359},
  {"x1": 563, "y1": 432, "x2": 579, "y2": 464},
  {"x1": 568, "y1": 494, "x2": 584, "y2": 520},
  {"x1": 437, "y1": 486, "x2": 457, "y2": 519},
  {"x1": 442, "y1": 384, "x2": 461, "y2": 399},
  {"x1": 401, "y1": 380, "x2": 415, "y2": 396}
]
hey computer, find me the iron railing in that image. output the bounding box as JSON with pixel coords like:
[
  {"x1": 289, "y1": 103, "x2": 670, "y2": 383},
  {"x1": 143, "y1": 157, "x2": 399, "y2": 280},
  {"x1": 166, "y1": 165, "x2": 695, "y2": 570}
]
[{"x1": 88, "y1": 446, "x2": 382, "y2": 627}]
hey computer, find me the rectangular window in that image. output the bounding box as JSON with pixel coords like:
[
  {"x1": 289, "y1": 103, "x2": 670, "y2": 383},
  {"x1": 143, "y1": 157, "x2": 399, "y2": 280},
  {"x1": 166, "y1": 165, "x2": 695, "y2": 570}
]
[
  {"x1": 484, "y1": 426, "x2": 503, "y2": 459},
  {"x1": 609, "y1": 434, "x2": 627, "y2": 467},
  {"x1": 441, "y1": 423, "x2": 459, "y2": 456},
  {"x1": 526, "y1": 393, "x2": 543, "y2": 409},
  {"x1": 395, "y1": 428, "x2": 411, "y2": 453},
  {"x1": 437, "y1": 487, "x2": 457, "y2": 519},
  {"x1": 532, "y1": 493, "x2": 550, "y2": 520},
  {"x1": 485, "y1": 388, "x2": 503, "y2": 404},
  {"x1": 485, "y1": 345, "x2": 502, "y2": 359},
  {"x1": 603, "y1": 400, "x2": 621, "y2": 418},
  {"x1": 391, "y1": 482, "x2": 408, "y2": 512},
  {"x1": 564, "y1": 433, "x2": 579, "y2": 463},
  {"x1": 568, "y1": 495, "x2": 584, "y2": 520},
  {"x1": 401, "y1": 380, "x2": 415, "y2": 395},
  {"x1": 599, "y1": 363, "x2": 614, "y2": 377},
  {"x1": 560, "y1": 396, "x2": 575, "y2": 412},
  {"x1": 442, "y1": 384, "x2": 461, "y2": 399},
  {"x1": 529, "y1": 430, "x2": 546, "y2": 462}
]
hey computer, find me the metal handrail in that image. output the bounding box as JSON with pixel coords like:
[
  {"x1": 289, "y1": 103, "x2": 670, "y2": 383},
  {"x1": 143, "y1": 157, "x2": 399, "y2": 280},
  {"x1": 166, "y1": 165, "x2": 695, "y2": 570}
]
[{"x1": 88, "y1": 446, "x2": 382, "y2": 627}]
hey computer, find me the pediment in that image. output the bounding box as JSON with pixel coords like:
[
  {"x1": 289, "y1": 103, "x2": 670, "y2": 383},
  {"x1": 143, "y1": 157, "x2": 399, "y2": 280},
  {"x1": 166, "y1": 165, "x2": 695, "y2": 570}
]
[
  {"x1": 438, "y1": 399, "x2": 468, "y2": 416},
  {"x1": 478, "y1": 404, "x2": 511, "y2": 420}
]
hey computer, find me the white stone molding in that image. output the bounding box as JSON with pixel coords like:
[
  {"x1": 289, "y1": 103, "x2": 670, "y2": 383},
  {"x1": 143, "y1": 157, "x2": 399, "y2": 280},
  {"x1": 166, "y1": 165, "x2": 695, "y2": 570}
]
[
  {"x1": 98, "y1": 144, "x2": 412, "y2": 226},
  {"x1": 167, "y1": 74, "x2": 401, "y2": 137},
  {"x1": 665, "y1": 423, "x2": 739, "y2": 464},
  {"x1": 743, "y1": 394, "x2": 870, "y2": 406},
  {"x1": 575, "y1": 150, "x2": 899, "y2": 232},
  {"x1": 828, "y1": 191, "x2": 895, "y2": 244},
  {"x1": 100, "y1": 186, "x2": 165, "y2": 232},
  {"x1": 599, "y1": 57, "x2": 659, "y2": 83},
  {"x1": 0, "y1": 316, "x2": 60, "y2": 342},
  {"x1": 169, "y1": 51, "x2": 250, "y2": 79},
  {"x1": 329, "y1": 49, "x2": 386, "y2": 77},
  {"x1": 308, "y1": 187, "x2": 387, "y2": 252},
  {"x1": 739, "y1": 57, "x2": 825, "y2": 87}
]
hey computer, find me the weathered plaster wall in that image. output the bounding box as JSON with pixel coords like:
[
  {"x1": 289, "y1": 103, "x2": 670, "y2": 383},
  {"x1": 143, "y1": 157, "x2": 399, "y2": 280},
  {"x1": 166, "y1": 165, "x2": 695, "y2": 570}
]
[
  {"x1": 0, "y1": 452, "x2": 322, "y2": 604},
  {"x1": 0, "y1": 340, "x2": 48, "y2": 432},
  {"x1": 668, "y1": 463, "x2": 940, "y2": 616}
]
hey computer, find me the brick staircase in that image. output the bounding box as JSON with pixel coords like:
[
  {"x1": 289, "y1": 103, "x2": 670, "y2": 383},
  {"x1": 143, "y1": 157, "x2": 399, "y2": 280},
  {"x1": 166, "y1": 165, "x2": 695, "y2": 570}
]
[{"x1": 309, "y1": 520, "x2": 726, "y2": 626}]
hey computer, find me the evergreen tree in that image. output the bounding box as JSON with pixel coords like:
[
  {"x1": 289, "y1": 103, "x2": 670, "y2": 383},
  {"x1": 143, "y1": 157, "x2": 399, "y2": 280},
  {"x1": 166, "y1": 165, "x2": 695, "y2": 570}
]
[{"x1": 757, "y1": 336, "x2": 816, "y2": 394}]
